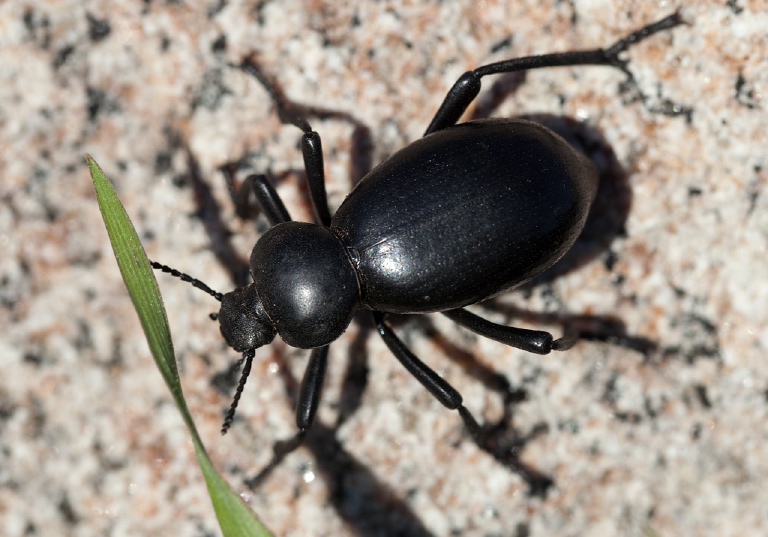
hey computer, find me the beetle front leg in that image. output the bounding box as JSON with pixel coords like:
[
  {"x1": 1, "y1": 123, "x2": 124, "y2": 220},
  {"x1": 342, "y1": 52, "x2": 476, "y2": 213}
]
[
  {"x1": 373, "y1": 311, "x2": 552, "y2": 494},
  {"x1": 239, "y1": 57, "x2": 332, "y2": 226},
  {"x1": 221, "y1": 164, "x2": 293, "y2": 226}
]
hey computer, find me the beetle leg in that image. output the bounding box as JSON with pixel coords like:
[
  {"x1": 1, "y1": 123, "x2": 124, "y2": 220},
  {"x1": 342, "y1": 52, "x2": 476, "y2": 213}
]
[
  {"x1": 374, "y1": 311, "x2": 463, "y2": 409},
  {"x1": 220, "y1": 163, "x2": 293, "y2": 225},
  {"x1": 374, "y1": 311, "x2": 552, "y2": 493},
  {"x1": 235, "y1": 172, "x2": 293, "y2": 226},
  {"x1": 425, "y1": 12, "x2": 686, "y2": 134},
  {"x1": 295, "y1": 345, "x2": 330, "y2": 432},
  {"x1": 245, "y1": 345, "x2": 330, "y2": 487},
  {"x1": 442, "y1": 307, "x2": 574, "y2": 354},
  {"x1": 239, "y1": 57, "x2": 333, "y2": 226}
]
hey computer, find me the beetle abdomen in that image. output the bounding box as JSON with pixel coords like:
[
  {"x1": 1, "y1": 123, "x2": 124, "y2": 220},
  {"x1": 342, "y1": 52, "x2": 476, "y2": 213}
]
[{"x1": 332, "y1": 118, "x2": 597, "y2": 313}]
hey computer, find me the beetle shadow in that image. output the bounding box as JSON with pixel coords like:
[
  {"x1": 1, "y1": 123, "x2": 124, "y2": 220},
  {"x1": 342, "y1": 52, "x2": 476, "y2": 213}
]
[
  {"x1": 243, "y1": 330, "x2": 437, "y2": 537},
  {"x1": 467, "y1": 70, "x2": 657, "y2": 353},
  {"x1": 518, "y1": 113, "x2": 631, "y2": 286},
  {"x1": 481, "y1": 112, "x2": 658, "y2": 353},
  {"x1": 176, "y1": 66, "x2": 655, "y2": 531},
  {"x1": 343, "y1": 73, "x2": 660, "y2": 494},
  {"x1": 472, "y1": 72, "x2": 633, "y2": 277},
  {"x1": 209, "y1": 317, "x2": 434, "y2": 536},
  {"x1": 221, "y1": 64, "x2": 375, "y2": 228},
  {"x1": 387, "y1": 313, "x2": 554, "y2": 494},
  {"x1": 178, "y1": 91, "x2": 440, "y2": 532}
]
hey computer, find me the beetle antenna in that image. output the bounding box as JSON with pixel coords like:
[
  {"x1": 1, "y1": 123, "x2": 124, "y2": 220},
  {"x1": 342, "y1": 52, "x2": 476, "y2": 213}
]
[
  {"x1": 150, "y1": 261, "x2": 224, "y2": 302},
  {"x1": 221, "y1": 349, "x2": 255, "y2": 435}
]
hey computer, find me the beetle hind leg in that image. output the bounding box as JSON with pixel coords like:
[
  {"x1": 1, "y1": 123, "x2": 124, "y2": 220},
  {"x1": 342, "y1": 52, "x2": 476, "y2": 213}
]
[
  {"x1": 424, "y1": 12, "x2": 689, "y2": 135},
  {"x1": 442, "y1": 307, "x2": 575, "y2": 354},
  {"x1": 374, "y1": 311, "x2": 553, "y2": 495}
]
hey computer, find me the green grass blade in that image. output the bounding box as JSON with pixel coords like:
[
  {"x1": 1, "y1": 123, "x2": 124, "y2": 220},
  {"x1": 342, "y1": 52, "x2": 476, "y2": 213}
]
[{"x1": 88, "y1": 155, "x2": 273, "y2": 537}]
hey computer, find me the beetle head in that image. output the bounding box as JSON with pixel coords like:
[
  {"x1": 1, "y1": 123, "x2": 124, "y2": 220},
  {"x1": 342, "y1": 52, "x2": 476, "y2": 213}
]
[{"x1": 218, "y1": 284, "x2": 277, "y2": 352}]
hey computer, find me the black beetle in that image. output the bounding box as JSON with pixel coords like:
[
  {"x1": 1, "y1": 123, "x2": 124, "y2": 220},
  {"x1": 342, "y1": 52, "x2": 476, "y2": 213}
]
[{"x1": 152, "y1": 13, "x2": 685, "y2": 491}]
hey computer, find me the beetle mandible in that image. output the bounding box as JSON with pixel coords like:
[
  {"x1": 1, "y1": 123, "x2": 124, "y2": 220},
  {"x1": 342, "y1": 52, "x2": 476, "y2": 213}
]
[{"x1": 152, "y1": 13, "x2": 685, "y2": 490}]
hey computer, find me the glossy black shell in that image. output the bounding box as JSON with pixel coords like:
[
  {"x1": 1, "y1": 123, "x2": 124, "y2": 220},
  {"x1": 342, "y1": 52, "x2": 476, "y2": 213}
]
[{"x1": 331, "y1": 118, "x2": 597, "y2": 314}]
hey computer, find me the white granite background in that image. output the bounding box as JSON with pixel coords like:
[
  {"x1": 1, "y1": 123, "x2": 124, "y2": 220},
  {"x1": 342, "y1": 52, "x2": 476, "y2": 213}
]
[{"x1": 1, "y1": 1, "x2": 767, "y2": 536}]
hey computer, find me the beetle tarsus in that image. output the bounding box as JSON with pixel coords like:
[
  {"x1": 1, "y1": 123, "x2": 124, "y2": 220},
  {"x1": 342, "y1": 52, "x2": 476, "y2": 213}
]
[
  {"x1": 457, "y1": 406, "x2": 554, "y2": 496},
  {"x1": 552, "y1": 335, "x2": 577, "y2": 351},
  {"x1": 246, "y1": 429, "x2": 308, "y2": 489}
]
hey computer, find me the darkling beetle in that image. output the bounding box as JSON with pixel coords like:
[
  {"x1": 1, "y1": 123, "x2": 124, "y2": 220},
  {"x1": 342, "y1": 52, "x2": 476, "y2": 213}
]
[{"x1": 152, "y1": 13, "x2": 685, "y2": 491}]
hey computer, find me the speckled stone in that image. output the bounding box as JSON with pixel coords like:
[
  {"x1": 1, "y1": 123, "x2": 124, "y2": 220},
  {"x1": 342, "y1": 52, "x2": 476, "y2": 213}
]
[{"x1": 1, "y1": 1, "x2": 767, "y2": 536}]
